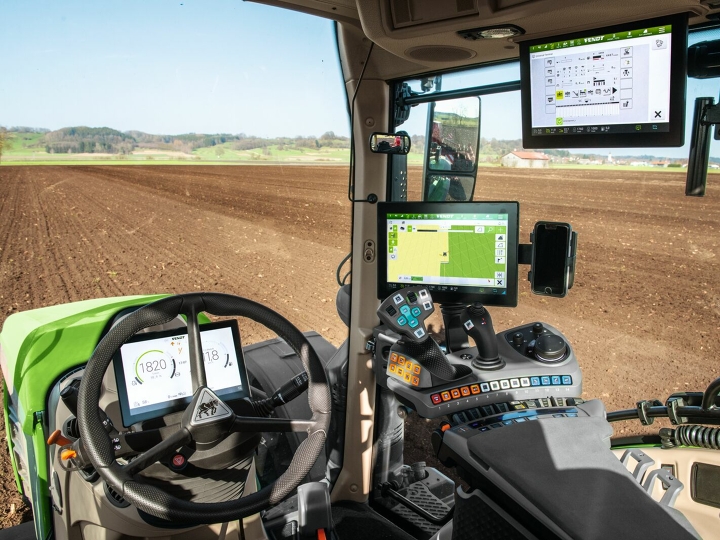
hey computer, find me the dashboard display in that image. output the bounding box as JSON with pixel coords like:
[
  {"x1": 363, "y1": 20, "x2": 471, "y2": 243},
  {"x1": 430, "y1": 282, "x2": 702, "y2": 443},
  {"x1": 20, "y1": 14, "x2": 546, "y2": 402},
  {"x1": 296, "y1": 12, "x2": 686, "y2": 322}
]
[
  {"x1": 377, "y1": 202, "x2": 519, "y2": 306},
  {"x1": 520, "y1": 14, "x2": 687, "y2": 148},
  {"x1": 113, "y1": 320, "x2": 249, "y2": 426}
]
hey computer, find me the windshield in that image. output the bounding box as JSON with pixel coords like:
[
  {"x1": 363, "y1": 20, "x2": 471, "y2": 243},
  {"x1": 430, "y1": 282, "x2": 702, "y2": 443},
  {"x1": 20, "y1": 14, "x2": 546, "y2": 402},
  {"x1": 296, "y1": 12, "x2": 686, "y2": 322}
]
[
  {"x1": 0, "y1": 2, "x2": 351, "y2": 529},
  {"x1": 394, "y1": 26, "x2": 720, "y2": 431}
]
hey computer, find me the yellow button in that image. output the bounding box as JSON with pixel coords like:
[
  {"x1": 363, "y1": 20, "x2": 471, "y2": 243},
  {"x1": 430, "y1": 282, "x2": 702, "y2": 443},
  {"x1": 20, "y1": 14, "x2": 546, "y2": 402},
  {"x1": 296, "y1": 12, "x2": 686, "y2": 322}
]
[
  {"x1": 389, "y1": 364, "x2": 396, "y2": 373},
  {"x1": 397, "y1": 367, "x2": 404, "y2": 377},
  {"x1": 403, "y1": 373, "x2": 412, "y2": 383}
]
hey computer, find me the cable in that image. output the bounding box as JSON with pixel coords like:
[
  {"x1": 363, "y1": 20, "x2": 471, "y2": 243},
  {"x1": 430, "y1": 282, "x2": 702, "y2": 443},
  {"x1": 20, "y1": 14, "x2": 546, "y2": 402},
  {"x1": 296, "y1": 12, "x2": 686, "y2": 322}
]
[
  {"x1": 336, "y1": 252, "x2": 352, "y2": 286},
  {"x1": 661, "y1": 425, "x2": 720, "y2": 450},
  {"x1": 347, "y1": 41, "x2": 377, "y2": 204}
]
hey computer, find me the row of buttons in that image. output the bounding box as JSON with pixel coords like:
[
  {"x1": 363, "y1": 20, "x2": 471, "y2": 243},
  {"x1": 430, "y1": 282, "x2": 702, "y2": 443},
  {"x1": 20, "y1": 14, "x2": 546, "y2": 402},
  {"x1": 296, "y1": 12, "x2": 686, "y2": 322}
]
[
  {"x1": 429, "y1": 375, "x2": 574, "y2": 405},
  {"x1": 388, "y1": 352, "x2": 422, "y2": 387},
  {"x1": 469, "y1": 412, "x2": 580, "y2": 432}
]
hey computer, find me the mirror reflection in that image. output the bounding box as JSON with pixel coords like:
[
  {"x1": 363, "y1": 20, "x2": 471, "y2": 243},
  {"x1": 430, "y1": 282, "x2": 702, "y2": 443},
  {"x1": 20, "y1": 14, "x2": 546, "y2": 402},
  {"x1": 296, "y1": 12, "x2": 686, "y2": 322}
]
[
  {"x1": 428, "y1": 97, "x2": 480, "y2": 172},
  {"x1": 370, "y1": 132, "x2": 411, "y2": 154}
]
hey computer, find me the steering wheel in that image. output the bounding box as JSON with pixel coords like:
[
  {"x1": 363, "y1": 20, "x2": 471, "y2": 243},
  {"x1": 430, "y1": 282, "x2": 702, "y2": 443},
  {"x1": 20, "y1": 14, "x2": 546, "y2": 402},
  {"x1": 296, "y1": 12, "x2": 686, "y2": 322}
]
[{"x1": 77, "y1": 293, "x2": 331, "y2": 524}]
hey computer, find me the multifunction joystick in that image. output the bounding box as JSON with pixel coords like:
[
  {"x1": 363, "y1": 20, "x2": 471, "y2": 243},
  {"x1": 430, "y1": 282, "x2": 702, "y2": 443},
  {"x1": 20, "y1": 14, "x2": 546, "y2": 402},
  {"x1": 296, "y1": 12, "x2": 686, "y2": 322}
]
[{"x1": 461, "y1": 303, "x2": 505, "y2": 370}]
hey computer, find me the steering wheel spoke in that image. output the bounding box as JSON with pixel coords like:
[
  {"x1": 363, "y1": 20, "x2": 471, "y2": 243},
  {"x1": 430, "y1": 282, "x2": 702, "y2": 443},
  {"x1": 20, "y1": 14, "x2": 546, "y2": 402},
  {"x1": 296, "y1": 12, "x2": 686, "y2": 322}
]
[
  {"x1": 122, "y1": 427, "x2": 192, "y2": 476},
  {"x1": 181, "y1": 300, "x2": 208, "y2": 391}
]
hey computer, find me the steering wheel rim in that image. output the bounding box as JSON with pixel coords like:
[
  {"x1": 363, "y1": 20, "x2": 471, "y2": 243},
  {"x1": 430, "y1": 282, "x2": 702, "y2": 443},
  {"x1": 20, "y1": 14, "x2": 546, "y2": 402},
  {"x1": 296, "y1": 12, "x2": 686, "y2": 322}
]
[{"x1": 77, "y1": 292, "x2": 331, "y2": 524}]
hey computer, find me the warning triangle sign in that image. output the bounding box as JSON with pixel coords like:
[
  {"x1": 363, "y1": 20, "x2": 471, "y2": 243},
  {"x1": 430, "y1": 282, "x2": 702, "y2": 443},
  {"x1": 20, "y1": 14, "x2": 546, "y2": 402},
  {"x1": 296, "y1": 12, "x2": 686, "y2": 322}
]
[{"x1": 191, "y1": 388, "x2": 232, "y2": 425}]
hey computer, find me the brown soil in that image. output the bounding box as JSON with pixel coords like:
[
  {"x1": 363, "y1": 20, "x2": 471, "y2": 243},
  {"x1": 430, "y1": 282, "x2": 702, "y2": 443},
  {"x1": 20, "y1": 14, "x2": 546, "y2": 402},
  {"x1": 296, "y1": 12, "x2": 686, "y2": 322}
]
[{"x1": 1, "y1": 165, "x2": 718, "y2": 528}]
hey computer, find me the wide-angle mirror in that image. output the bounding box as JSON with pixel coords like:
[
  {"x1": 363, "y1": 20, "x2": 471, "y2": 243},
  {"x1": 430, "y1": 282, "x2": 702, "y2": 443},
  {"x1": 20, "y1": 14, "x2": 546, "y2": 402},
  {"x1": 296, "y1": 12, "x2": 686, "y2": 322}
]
[{"x1": 423, "y1": 96, "x2": 481, "y2": 201}]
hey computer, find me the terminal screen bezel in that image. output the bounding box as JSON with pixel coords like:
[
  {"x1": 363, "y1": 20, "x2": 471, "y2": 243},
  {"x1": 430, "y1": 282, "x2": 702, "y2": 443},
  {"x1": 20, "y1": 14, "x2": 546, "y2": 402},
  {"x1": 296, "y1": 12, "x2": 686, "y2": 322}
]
[
  {"x1": 377, "y1": 201, "x2": 519, "y2": 306},
  {"x1": 520, "y1": 13, "x2": 687, "y2": 148},
  {"x1": 113, "y1": 320, "x2": 249, "y2": 426}
]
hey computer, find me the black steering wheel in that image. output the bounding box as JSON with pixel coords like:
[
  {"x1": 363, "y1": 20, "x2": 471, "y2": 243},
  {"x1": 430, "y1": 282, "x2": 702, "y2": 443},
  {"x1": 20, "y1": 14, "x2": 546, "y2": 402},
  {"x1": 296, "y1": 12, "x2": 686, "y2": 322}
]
[{"x1": 77, "y1": 293, "x2": 331, "y2": 524}]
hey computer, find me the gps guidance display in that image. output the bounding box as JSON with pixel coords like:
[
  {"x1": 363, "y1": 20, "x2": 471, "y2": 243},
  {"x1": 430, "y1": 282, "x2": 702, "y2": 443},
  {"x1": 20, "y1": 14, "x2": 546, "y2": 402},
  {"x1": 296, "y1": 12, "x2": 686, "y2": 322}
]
[
  {"x1": 114, "y1": 321, "x2": 248, "y2": 425},
  {"x1": 378, "y1": 202, "x2": 519, "y2": 306},
  {"x1": 529, "y1": 24, "x2": 672, "y2": 136},
  {"x1": 387, "y1": 213, "x2": 509, "y2": 290}
]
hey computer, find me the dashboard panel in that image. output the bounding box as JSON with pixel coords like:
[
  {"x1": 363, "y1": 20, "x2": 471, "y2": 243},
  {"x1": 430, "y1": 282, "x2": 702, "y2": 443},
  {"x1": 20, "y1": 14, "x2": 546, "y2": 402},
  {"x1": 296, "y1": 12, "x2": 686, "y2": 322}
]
[{"x1": 113, "y1": 320, "x2": 250, "y2": 426}]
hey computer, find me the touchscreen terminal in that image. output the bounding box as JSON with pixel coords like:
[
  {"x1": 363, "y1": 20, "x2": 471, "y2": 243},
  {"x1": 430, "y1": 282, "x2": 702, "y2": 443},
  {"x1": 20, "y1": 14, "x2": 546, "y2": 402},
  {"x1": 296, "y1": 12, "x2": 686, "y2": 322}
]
[
  {"x1": 377, "y1": 202, "x2": 519, "y2": 306},
  {"x1": 113, "y1": 320, "x2": 249, "y2": 426},
  {"x1": 521, "y1": 14, "x2": 687, "y2": 148}
]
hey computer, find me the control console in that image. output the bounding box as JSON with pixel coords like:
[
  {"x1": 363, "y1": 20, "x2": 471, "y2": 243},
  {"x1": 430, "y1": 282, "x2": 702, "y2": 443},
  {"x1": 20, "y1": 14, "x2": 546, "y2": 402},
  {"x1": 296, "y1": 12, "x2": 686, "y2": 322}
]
[{"x1": 372, "y1": 287, "x2": 582, "y2": 419}]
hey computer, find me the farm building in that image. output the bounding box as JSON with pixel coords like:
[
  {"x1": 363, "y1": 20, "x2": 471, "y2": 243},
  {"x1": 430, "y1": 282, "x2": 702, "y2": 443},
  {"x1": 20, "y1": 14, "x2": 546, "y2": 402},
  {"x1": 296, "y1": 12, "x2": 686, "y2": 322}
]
[{"x1": 501, "y1": 151, "x2": 550, "y2": 168}]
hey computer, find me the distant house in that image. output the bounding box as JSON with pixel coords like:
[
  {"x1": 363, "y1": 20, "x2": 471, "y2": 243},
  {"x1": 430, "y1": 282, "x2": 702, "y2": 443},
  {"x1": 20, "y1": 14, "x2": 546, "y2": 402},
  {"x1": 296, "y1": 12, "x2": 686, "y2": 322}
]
[{"x1": 501, "y1": 151, "x2": 550, "y2": 168}]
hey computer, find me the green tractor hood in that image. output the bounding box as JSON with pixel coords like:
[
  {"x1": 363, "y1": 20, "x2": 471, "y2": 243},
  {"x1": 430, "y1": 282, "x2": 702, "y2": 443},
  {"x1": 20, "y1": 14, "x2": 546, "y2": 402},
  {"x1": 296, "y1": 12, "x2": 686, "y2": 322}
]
[{"x1": 0, "y1": 294, "x2": 168, "y2": 435}]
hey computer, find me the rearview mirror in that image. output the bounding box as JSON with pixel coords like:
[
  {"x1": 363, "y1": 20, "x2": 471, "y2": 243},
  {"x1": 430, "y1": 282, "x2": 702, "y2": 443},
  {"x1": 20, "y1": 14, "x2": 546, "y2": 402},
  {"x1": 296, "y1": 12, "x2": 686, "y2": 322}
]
[
  {"x1": 369, "y1": 131, "x2": 411, "y2": 155},
  {"x1": 423, "y1": 96, "x2": 481, "y2": 201}
]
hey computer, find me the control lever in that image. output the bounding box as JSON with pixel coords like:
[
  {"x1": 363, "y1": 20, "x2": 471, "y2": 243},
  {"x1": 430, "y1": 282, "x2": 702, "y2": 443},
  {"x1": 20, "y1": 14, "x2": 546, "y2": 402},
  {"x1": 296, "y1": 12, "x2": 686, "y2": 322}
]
[
  {"x1": 251, "y1": 372, "x2": 309, "y2": 416},
  {"x1": 461, "y1": 303, "x2": 505, "y2": 370}
]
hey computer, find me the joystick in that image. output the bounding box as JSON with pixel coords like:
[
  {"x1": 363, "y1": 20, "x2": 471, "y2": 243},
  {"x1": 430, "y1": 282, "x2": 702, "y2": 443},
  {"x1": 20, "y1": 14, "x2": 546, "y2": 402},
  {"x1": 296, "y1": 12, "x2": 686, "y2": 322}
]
[
  {"x1": 376, "y1": 285, "x2": 435, "y2": 343},
  {"x1": 461, "y1": 303, "x2": 505, "y2": 370}
]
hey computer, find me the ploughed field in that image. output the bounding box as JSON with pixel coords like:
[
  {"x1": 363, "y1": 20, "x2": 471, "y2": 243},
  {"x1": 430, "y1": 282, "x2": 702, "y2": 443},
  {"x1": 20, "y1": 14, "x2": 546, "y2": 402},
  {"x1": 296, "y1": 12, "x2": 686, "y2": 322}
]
[{"x1": 1, "y1": 165, "x2": 719, "y2": 527}]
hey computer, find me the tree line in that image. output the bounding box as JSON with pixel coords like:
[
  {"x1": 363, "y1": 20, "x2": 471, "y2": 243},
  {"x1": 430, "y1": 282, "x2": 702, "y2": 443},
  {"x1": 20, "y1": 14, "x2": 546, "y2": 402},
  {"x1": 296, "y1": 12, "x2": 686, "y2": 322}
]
[{"x1": 28, "y1": 127, "x2": 351, "y2": 155}]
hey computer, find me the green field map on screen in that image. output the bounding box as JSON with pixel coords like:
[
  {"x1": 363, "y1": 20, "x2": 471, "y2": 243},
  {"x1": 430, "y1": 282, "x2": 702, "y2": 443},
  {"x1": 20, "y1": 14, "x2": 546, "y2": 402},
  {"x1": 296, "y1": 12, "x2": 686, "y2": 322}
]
[{"x1": 388, "y1": 224, "x2": 507, "y2": 282}]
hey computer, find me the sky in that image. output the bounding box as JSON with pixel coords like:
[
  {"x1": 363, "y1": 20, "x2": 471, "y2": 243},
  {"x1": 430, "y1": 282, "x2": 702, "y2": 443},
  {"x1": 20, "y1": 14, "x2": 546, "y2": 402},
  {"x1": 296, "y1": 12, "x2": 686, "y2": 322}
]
[
  {"x1": 0, "y1": 0, "x2": 349, "y2": 137},
  {"x1": 1, "y1": 1, "x2": 720, "y2": 158}
]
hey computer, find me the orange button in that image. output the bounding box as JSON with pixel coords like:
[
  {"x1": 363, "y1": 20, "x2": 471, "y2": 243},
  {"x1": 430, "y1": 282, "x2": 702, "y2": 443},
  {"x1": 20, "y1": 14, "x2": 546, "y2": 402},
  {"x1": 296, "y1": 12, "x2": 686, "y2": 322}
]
[
  {"x1": 413, "y1": 365, "x2": 421, "y2": 375},
  {"x1": 390, "y1": 352, "x2": 398, "y2": 363},
  {"x1": 397, "y1": 367, "x2": 404, "y2": 376},
  {"x1": 403, "y1": 373, "x2": 412, "y2": 383},
  {"x1": 441, "y1": 423, "x2": 452, "y2": 432},
  {"x1": 460, "y1": 386, "x2": 471, "y2": 397},
  {"x1": 412, "y1": 376, "x2": 420, "y2": 386},
  {"x1": 398, "y1": 356, "x2": 406, "y2": 366},
  {"x1": 60, "y1": 449, "x2": 77, "y2": 461},
  {"x1": 470, "y1": 384, "x2": 481, "y2": 395},
  {"x1": 441, "y1": 391, "x2": 452, "y2": 402},
  {"x1": 389, "y1": 364, "x2": 397, "y2": 373},
  {"x1": 451, "y1": 388, "x2": 461, "y2": 399}
]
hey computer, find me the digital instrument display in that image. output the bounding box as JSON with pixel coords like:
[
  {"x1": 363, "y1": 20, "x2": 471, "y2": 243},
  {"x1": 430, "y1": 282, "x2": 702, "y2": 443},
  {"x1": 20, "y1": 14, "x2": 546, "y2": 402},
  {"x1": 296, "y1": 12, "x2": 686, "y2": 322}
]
[
  {"x1": 377, "y1": 202, "x2": 519, "y2": 306},
  {"x1": 520, "y1": 14, "x2": 687, "y2": 148},
  {"x1": 113, "y1": 320, "x2": 249, "y2": 426}
]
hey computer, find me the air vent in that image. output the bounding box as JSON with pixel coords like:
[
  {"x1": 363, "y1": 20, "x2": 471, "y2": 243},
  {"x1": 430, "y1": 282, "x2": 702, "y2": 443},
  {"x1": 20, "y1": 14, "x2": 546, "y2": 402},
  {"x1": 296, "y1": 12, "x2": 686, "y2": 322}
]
[
  {"x1": 63, "y1": 417, "x2": 80, "y2": 439},
  {"x1": 459, "y1": 24, "x2": 524, "y2": 40},
  {"x1": 405, "y1": 46, "x2": 476, "y2": 62},
  {"x1": 104, "y1": 482, "x2": 130, "y2": 508}
]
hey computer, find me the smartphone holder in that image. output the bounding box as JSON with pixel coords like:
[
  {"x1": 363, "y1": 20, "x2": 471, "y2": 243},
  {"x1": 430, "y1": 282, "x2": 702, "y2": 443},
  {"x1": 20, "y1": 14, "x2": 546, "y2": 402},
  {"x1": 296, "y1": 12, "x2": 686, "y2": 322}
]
[{"x1": 520, "y1": 223, "x2": 577, "y2": 297}]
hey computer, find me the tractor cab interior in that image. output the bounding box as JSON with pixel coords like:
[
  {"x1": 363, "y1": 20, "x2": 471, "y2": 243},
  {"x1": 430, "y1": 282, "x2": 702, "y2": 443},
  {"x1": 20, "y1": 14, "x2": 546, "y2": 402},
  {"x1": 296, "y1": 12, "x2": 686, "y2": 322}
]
[{"x1": 4, "y1": 1, "x2": 720, "y2": 540}]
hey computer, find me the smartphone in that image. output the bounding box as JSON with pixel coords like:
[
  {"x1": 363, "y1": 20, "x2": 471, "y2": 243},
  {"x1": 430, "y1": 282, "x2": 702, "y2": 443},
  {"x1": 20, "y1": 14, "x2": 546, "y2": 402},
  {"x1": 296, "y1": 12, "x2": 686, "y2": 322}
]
[{"x1": 531, "y1": 222, "x2": 575, "y2": 297}]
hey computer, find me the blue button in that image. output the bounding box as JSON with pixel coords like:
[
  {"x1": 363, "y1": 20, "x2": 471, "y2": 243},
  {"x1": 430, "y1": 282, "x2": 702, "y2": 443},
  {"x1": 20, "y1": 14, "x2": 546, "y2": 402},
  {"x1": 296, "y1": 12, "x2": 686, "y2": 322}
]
[
  {"x1": 567, "y1": 413, "x2": 578, "y2": 417},
  {"x1": 562, "y1": 375, "x2": 572, "y2": 385},
  {"x1": 399, "y1": 305, "x2": 411, "y2": 316},
  {"x1": 411, "y1": 307, "x2": 422, "y2": 317},
  {"x1": 479, "y1": 426, "x2": 490, "y2": 432},
  {"x1": 551, "y1": 376, "x2": 561, "y2": 385},
  {"x1": 515, "y1": 417, "x2": 527, "y2": 423},
  {"x1": 530, "y1": 377, "x2": 541, "y2": 386},
  {"x1": 397, "y1": 316, "x2": 407, "y2": 326},
  {"x1": 502, "y1": 420, "x2": 514, "y2": 426},
  {"x1": 408, "y1": 318, "x2": 419, "y2": 328},
  {"x1": 541, "y1": 376, "x2": 551, "y2": 386}
]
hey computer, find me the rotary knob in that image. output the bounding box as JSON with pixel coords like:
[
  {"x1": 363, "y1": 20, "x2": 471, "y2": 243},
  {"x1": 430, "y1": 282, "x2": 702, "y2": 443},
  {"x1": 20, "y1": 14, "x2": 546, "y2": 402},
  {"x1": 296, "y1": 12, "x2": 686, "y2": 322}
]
[{"x1": 534, "y1": 334, "x2": 567, "y2": 363}]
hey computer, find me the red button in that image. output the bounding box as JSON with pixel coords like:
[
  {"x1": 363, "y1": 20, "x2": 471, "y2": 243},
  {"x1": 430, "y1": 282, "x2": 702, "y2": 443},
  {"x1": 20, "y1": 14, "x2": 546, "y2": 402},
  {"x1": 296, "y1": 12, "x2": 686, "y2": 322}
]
[
  {"x1": 431, "y1": 393, "x2": 442, "y2": 404},
  {"x1": 172, "y1": 454, "x2": 186, "y2": 468}
]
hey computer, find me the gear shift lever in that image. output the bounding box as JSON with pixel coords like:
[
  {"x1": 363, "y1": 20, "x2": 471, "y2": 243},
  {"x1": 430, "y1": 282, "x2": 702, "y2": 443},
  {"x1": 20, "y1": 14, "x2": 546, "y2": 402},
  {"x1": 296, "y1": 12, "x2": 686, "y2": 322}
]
[{"x1": 461, "y1": 302, "x2": 505, "y2": 370}]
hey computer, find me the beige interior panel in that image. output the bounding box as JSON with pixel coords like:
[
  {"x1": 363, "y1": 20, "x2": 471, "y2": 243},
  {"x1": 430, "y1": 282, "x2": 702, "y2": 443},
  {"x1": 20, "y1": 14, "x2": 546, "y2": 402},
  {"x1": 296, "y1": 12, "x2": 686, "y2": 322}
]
[{"x1": 613, "y1": 446, "x2": 720, "y2": 539}]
